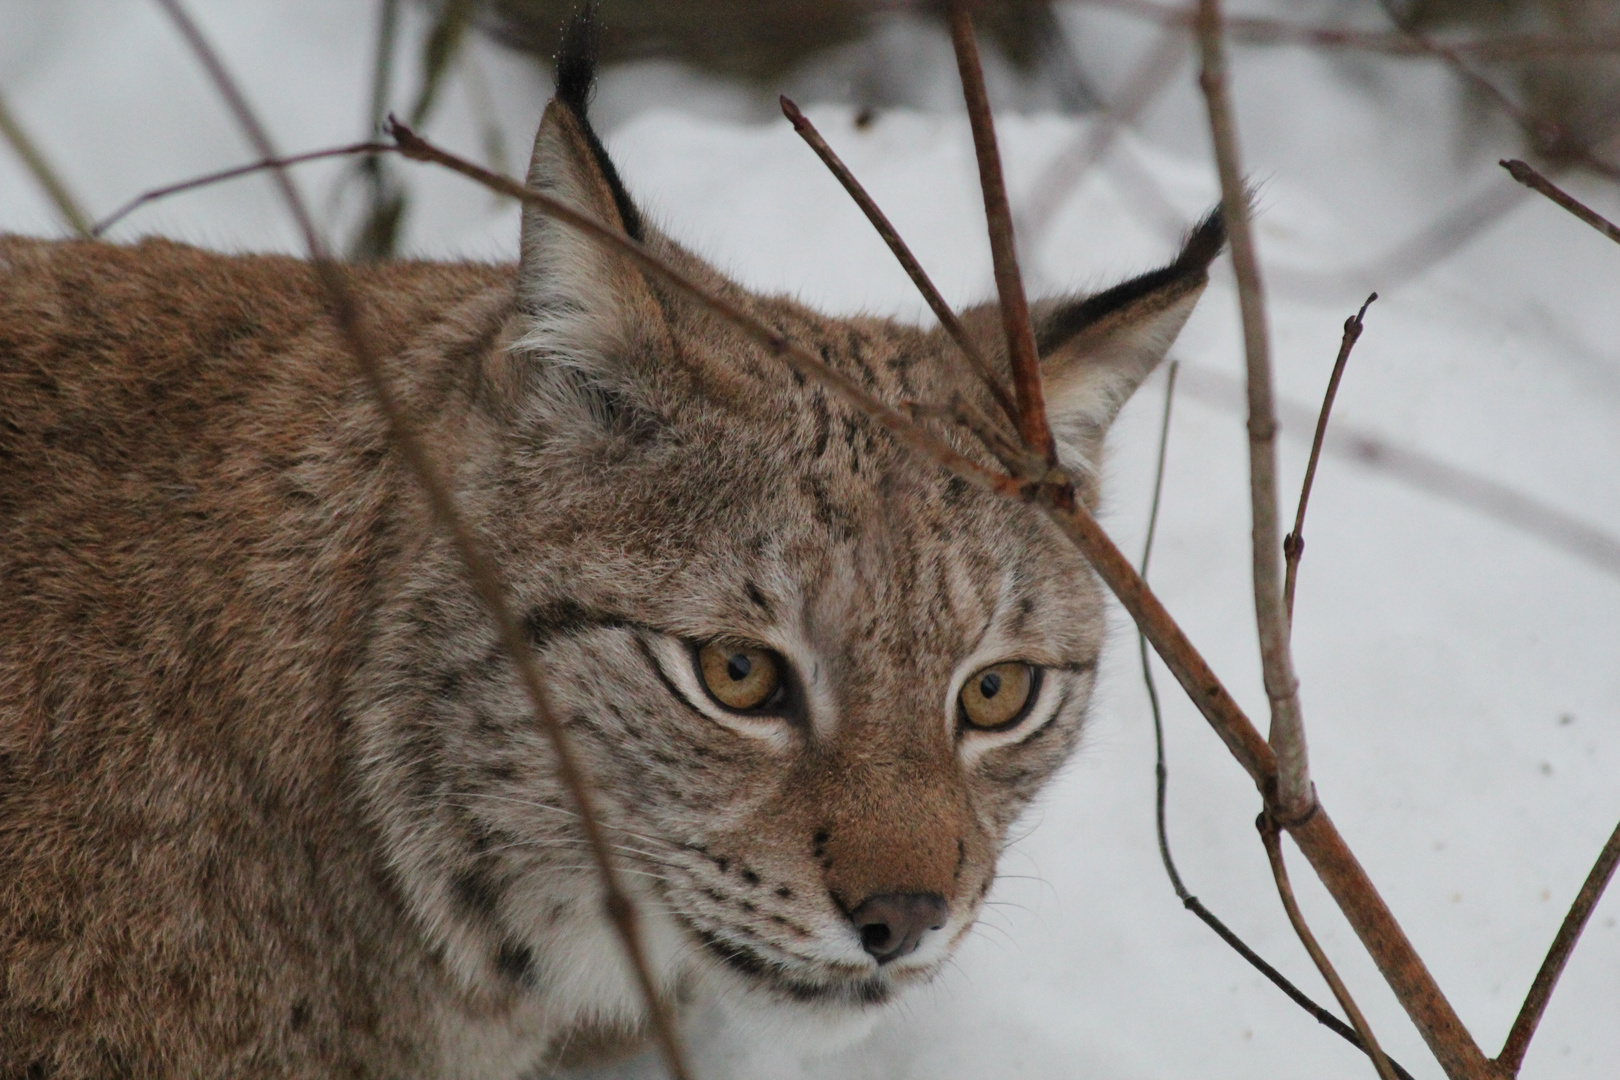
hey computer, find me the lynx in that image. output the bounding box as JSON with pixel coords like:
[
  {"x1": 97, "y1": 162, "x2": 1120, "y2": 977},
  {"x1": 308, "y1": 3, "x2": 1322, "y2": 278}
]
[{"x1": 0, "y1": 38, "x2": 1221, "y2": 1080}]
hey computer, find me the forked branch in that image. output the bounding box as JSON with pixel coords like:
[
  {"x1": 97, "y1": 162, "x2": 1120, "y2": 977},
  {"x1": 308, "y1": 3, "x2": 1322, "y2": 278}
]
[
  {"x1": 779, "y1": 96, "x2": 1020, "y2": 429},
  {"x1": 149, "y1": 3, "x2": 691, "y2": 1076},
  {"x1": 945, "y1": 2, "x2": 1058, "y2": 467},
  {"x1": 1260, "y1": 816, "x2": 1399, "y2": 1080},
  {"x1": 389, "y1": 119, "x2": 1500, "y2": 1080}
]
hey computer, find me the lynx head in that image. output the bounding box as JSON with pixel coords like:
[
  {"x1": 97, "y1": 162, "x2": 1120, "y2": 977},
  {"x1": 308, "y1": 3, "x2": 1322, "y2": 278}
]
[{"x1": 357, "y1": 35, "x2": 1222, "y2": 1052}]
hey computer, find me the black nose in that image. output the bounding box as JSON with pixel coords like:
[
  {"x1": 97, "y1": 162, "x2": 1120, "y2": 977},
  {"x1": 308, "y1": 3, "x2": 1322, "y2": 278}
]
[{"x1": 848, "y1": 892, "x2": 949, "y2": 963}]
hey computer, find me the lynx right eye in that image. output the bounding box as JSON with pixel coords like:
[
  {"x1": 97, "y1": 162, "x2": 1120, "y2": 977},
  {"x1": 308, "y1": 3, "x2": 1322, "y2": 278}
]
[
  {"x1": 697, "y1": 642, "x2": 784, "y2": 712},
  {"x1": 959, "y1": 661, "x2": 1038, "y2": 730}
]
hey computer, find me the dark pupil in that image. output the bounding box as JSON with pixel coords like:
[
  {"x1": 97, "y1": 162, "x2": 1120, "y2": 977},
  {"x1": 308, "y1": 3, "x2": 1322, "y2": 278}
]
[
  {"x1": 979, "y1": 671, "x2": 1002, "y2": 699},
  {"x1": 726, "y1": 654, "x2": 753, "y2": 682}
]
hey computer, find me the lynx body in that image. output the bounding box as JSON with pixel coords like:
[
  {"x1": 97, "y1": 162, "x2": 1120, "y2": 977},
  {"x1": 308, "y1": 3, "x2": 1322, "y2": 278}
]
[{"x1": 0, "y1": 60, "x2": 1220, "y2": 1079}]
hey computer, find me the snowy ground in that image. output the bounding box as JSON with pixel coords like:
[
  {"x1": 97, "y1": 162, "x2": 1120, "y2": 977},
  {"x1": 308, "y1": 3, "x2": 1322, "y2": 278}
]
[{"x1": 3, "y1": 3, "x2": 1617, "y2": 1079}]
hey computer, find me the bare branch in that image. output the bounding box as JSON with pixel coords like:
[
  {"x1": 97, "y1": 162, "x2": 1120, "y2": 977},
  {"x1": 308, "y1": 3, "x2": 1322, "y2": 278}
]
[
  {"x1": 148, "y1": 3, "x2": 691, "y2": 1075},
  {"x1": 389, "y1": 119, "x2": 1023, "y2": 503},
  {"x1": 1497, "y1": 818, "x2": 1620, "y2": 1075},
  {"x1": 1259, "y1": 817, "x2": 1400, "y2": 1080},
  {"x1": 1375, "y1": 0, "x2": 1620, "y2": 181},
  {"x1": 779, "y1": 95, "x2": 1020, "y2": 428},
  {"x1": 1193, "y1": 0, "x2": 1311, "y2": 822},
  {"x1": 0, "y1": 88, "x2": 93, "y2": 238},
  {"x1": 1284, "y1": 293, "x2": 1377, "y2": 622},
  {"x1": 93, "y1": 142, "x2": 389, "y2": 237},
  {"x1": 392, "y1": 104, "x2": 1500, "y2": 1080},
  {"x1": 1501, "y1": 159, "x2": 1620, "y2": 247},
  {"x1": 945, "y1": 2, "x2": 1057, "y2": 466}
]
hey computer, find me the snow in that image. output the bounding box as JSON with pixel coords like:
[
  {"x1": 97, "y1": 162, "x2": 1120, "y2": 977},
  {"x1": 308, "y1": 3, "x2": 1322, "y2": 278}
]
[{"x1": 3, "y1": 3, "x2": 1617, "y2": 1078}]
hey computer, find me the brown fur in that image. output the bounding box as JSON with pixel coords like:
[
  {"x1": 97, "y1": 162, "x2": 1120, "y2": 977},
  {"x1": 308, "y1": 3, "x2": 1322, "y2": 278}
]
[{"x1": 0, "y1": 94, "x2": 1218, "y2": 1078}]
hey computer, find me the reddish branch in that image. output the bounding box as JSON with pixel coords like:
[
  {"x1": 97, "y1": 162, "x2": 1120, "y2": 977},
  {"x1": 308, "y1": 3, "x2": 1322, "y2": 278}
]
[
  {"x1": 1501, "y1": 159, "x2": 1620, "y2": 247},
  {"x1": 148, "y1": 3, "x2": 692, "y2": 1075},
  {"x1": 1260, "y1": 817, "x2": 1399, "y2": 1080},
  {"x1": 1284, "y1": 293, "x2": 1377, "y2": 622},
  {"x1": 390, "y1": 103, "x2": 1511, "y2": 1080},
  {"x1": 1374, "y1": 0, "x2": 1620, "y2": 182},
  {"x1": 1497, "y1": 819, "x2": 1620, "y2": 1075},
  {"x1": 945, "y1": 3, "x2": 1058, "y2": 467},
  {"x1": 778, "y1": 95, "x2": 1021, "y2": 430}
]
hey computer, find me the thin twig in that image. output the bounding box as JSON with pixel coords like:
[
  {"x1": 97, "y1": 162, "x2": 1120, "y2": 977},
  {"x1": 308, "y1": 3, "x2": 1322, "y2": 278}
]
[
  {"x1": 1497, "y1": 818, "x2": 1620, "y2": 1075},
  {"x1": 388, "y1": 118, "x2": 1022, "y2": 503},
  {"x1": 92, "y1": 142, "x2": 389, "y2": 236},
  {"x1": 1284, "y1": 293, "x2": 1377, "y2": 622},
  {"x1": 148, "y1": 3, "x2": 691, "y2": 1076},
  {"x1": 779, "y1": 95, "x2": 1021, "y2": 429},
  {"x1": 1501, "y1": 159, "x2": 1620, "y2": 247},
  {"x1": 394, "y1": 120, "x2": 1492, "y2": 1080},
  {"x1": 0, "y1": 89, "x2": 93, "y2": 238},
  {"x1": 1193, "y1": 0, "x2": 1311, "y2": 823},
  {"x1": 946, "y1": 2, "x2": 1058, "y2": 467},
  {"x1": 1259, "y1": 816, "x2": 1400, "y2": 1080},
  {"x1": 1139, "y1": 383, "x2": 1418, "y2": 1080}
]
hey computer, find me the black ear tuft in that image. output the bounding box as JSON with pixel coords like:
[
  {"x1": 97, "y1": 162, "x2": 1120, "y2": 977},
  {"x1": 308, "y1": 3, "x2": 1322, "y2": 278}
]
[
  {"x1": 1177, "y1": 205, "x2": 1226, "y2": 273},
  {"x1": 1035, "y1": 206, "x2": 1226, "y2": 355},
  {"x1": 553, "y1": 3, "x2": 643, "y2": 241}
]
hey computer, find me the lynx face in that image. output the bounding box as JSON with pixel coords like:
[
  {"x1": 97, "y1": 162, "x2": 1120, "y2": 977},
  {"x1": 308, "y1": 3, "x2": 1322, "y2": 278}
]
[
  {"x1": 356, "y1": 95, "x2": 1221, "y2": 1040},
  {"x1": 0, "y1": 50, "x2": 1219, "y2": 1080}
]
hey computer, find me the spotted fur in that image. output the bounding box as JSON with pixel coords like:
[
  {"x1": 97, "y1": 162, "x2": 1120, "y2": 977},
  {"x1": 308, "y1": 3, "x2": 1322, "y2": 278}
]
[{"x1": 0, "y1": 67, "x2": 1220, "y2": 1080}]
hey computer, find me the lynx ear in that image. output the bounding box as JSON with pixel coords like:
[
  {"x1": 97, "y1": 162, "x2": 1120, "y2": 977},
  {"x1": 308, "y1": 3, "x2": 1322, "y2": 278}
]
[
  {"x1": 1032, "y1": 210, "x2": 1225, "y2": 469},
  {"x1": 515, "y1": 96, "x2": 658, "y2": 355}
]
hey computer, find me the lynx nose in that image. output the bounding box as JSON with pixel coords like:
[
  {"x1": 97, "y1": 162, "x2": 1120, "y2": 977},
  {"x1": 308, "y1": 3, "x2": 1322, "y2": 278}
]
[{"x1": 848, "y1": 892, "x2": 949, "y2": 963}]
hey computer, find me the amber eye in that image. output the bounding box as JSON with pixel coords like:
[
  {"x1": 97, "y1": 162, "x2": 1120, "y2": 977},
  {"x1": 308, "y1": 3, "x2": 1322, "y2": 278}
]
[
  {"x1": 697, "y1": 642, "x2": 784, "y2": 712},
  {"x1": 959, "y1": 661, "x2": 1037, "y2": 730}
]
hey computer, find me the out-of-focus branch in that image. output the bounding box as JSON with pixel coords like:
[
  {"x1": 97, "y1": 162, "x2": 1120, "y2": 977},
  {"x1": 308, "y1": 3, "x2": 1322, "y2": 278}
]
[
  {"x1": 148, "y1": 4, "x2": 691, "y2": 1077},
  {"x1": 93, "y1": 142, "x2": 388, "y2": 236},
  {"x1": 1076, "y1": 0, "x2": 1620, "y2": 60},
  {"x1": 1284, "y1": 293, "x2": 1377, "y2": 622},
  {"x1": 1260, "y1": 816, "x2": 1399, "y2": 1080},
  {"x1": 0, "y1": 89, "x2": 92, "y2": 238},
  {"x1": 1192, "y1": 0, "x2": 1310, "y2": 822},
  {"x1": 1497, "y1": 819, "x2": 1620, "y2": 1075},
  {"x1": 1501, "y1": 159, "x2": 1620, "y2": 246},
  {"x1": 1020, "y1": 27, "x2": 1185, "y2": 243},
  {"x1": 779, "y1": 95, "x2": 1020, "y2": 428},
  {"x1": 1375, "y1": 0, "x2": 1620, "y2": 181},
  {"x1": 392, "y1": 114, "x2": 1498, "y2": 1080},
  {"x1": 946, "y1": 2, "x2": 1058, "y2": 467}
]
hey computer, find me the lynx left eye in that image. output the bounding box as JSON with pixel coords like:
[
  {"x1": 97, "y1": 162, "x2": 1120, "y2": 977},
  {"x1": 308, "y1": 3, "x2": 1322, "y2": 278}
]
[
  {"x1": 698, "y1": 642, "x2": 783, "y2": 712},
  {"x1": 959, "y1": 661, "x2": 1038, "y2": 730}
]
